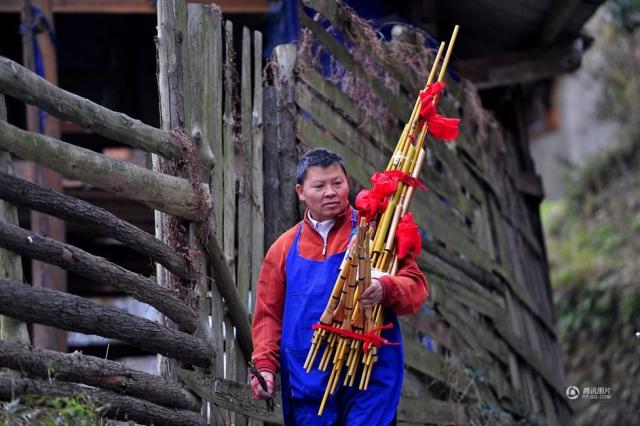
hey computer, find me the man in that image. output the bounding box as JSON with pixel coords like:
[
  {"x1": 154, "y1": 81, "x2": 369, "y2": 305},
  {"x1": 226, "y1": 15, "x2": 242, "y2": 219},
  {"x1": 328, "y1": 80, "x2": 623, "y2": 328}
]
[{"x1": 251, "y1": 148, "x2": 428, "y2": 425}]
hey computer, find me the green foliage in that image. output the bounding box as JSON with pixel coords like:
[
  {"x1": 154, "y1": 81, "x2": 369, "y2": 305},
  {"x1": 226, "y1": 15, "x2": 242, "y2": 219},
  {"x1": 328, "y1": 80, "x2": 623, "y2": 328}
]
[
  {"x1": 0, "y1": 394, "x2": 107, "y2": 426},
  {"x1": 608, "y1": 0, "x2": 640, "y2": 32}
]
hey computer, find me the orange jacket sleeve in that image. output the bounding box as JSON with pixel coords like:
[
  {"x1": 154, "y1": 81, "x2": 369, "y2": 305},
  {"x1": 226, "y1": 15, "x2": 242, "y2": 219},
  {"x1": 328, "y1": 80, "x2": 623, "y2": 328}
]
[
  {"x1": 378, "y1": 254, "x2": 429, "y2": 315},
  {"x1": 250, "y1": 235, "x2": 289, "y2": 375}
]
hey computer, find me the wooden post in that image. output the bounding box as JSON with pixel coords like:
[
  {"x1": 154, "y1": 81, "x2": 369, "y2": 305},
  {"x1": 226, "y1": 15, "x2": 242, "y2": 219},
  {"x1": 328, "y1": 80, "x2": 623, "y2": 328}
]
[
  {"x1": 250, "y1": 30, "x2": 265, "y2": 315},
  {"x1": 155, "y1": 0, "x2": 191, "y2": 383},
  {"x1": 0, "y1": 95, "x2": 29, "y2": 344},
  {"x1": 20, "y1": 0, "x2": 66, "y2": 352},
  {"x1": 186, "y1": 3, "x2": 226, "y2": 423},
  {"x1": 274, "y1": 44, "x2": 300, "y2": 233},
  {"x1": 222, "y1": 19, "x2": 241, "y2": 425}
]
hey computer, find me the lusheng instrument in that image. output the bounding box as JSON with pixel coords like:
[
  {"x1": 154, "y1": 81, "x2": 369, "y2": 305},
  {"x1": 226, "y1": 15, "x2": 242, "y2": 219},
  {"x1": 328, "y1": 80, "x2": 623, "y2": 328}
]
[{"x1": 305, "y1": 25, "x2": 461, "y2": 416}]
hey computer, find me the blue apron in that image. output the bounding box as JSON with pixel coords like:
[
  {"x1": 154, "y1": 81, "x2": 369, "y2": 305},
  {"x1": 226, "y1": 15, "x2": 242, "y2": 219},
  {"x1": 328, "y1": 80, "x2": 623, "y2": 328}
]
[{"x1": 280, "y1": 211, "x2": 404, "y2": 425}]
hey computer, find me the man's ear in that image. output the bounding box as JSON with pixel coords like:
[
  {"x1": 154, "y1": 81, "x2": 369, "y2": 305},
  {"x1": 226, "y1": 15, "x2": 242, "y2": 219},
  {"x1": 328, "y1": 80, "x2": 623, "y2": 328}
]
[{"x1": 295, "y1": 183, "x2": 304, "y2": 202}]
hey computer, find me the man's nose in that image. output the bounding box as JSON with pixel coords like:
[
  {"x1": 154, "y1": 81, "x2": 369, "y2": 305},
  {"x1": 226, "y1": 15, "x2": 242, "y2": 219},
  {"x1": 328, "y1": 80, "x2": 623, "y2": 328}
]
[{"x1": 324, "y1": 187, "x2": 337, "y2": 197}]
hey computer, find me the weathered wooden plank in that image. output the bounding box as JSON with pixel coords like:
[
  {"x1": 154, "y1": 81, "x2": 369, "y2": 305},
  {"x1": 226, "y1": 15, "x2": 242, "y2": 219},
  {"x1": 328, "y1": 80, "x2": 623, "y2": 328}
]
[
  {"x1": 296, "y1": 66, "x2": 397, "y2": 152},
  {"x1": 233, "y1": 26, "x2": 253, "y2": 426},
  {"x1": 295, "y1": 81, "x2": 389, "y2": 170},
  {"x1": 397, "y1": 396, "x2": 466, "y2": 425},
  {"x1": 299, "y1": 10, "x2": 411, "y2": 122},
  {"x1": 274, "y1": 44, "x2": 300, "y2": 232},
  {"x1": 186, "y1": 5, "x2": 222, "y2": 422},
  {"x1": 180, "y1": 369, "x2": 283, "y2": 424},
  {"x1": 250, "y1": 30, "x2": 264, "y2": 315},
  {"x1": 237, "y1": 26, "x2": 253, "y2": 316},
  {"x1": 296, "y1": 115, "x2": 374, "y2": 188},
  {"x1": 0, "y1": 94, "x2": 28, "y2": 344},
  {"x1": 222, "y1": 22, "x2": 242, "y2": 426}
]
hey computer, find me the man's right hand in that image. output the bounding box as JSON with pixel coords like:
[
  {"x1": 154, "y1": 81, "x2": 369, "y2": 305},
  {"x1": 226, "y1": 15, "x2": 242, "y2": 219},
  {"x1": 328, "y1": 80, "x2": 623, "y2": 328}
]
[{"x1": 250, "y1": 371, "x2": 275, "y2": 400}]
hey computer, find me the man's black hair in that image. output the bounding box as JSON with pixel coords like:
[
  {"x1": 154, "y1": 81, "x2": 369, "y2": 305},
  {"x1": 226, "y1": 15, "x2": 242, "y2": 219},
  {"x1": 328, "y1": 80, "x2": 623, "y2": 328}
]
[{"x1": 296, "y1": 148, "x2": 346, "y2": 185}]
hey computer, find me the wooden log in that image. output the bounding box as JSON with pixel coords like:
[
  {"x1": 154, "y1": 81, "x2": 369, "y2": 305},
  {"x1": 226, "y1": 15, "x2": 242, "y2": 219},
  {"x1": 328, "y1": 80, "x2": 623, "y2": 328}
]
[
  {"x1": 180, "y1": 369, "x2": 284, "y2": 424},
  {"x1": 0, "y1": 56, "x2": 183, "y2": 160},
  {"x1": 0, "y1": 119, "x2": 210, "y2": 222},
  {"x1": 0, "y1": 94, "x2": 29, "y2": 344},
  {"x1": 0, "y1": 375, "x2": 206, "y2": 426},
  {"x1": 0, "y1": 172, "x2": 190, "y2": 281},
  {"x1": 0, "y1": 222, "x2": 198, "y2": 333},
  {"x1": 0, "y1": 279, "x2": 213, "y2": 368},
  {"x1": 0, "y1": 340, "x2": 199, "y2": 411}
]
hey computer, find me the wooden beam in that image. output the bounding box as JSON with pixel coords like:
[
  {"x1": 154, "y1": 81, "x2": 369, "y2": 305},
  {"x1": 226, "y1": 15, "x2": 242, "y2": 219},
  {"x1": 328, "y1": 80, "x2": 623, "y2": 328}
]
[
  {"x1": 0, "y1": 221, "x2": 199, "y2": 333},
  {"x1": 0, "y1": 119, "x2": 211, "y2": 222},
  {"x1": 0, "y1": 375, "x2": 206, "y2": 426},
  {"x1": 0, "y1": 0, "x2": 269, "y2": 14},
  {"x1": 0, "y1": 56, "x2": 184, "y2": 161},
  {"x1": 0, "y1": 172, "x2": 190, "y2": 281},
  {"x1": 0, "y1": 279, "x2": 214, "y2": 368},
  {"x1": 0, "y1": 340, "x2": 199, "y2": 411},
  {"x1": 458, "y1": 38, "x2": 584, "y2": 90}
]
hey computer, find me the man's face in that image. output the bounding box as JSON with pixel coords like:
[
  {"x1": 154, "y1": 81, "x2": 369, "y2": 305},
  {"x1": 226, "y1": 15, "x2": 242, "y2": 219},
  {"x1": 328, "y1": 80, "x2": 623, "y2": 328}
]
[{"x1": 296, "y1": 164, "x2": 349, "y2": 222}]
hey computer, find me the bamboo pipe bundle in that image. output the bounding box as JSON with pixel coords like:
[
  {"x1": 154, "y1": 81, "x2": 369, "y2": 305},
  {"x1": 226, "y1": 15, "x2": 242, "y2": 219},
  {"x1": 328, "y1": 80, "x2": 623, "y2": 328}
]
[
  {"x1": 360, "y1": 25, "x2": 459, "y2": 391},
  {"x1": 305, "y1": 25, "x2": 460, "y2": 416}
]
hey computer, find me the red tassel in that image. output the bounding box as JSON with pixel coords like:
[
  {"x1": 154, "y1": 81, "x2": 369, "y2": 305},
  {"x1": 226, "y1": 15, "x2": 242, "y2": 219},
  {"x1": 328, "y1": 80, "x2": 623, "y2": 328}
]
[
  {"x1": 395, "y1": 212, "x2": 421, "y2": 259},
  {"x1": 356, "y1": 172, "x2": 399, "y2": 222},
  {"x1": 418, "y1": 82, "x2": 460, "y2": 141}
]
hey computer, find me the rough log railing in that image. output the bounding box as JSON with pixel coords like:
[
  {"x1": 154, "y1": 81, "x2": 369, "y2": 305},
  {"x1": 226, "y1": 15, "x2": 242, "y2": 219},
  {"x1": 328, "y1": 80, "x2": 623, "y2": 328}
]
[{"x1": 0, "y1": 1, "x2": 274, "y2": 423}]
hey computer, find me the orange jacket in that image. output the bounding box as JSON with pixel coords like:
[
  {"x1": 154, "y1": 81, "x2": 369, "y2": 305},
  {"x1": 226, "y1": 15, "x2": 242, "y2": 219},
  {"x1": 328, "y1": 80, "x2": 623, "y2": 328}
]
[{"x1": 251, "y1": 205, "x2": 428, "y2": 374}]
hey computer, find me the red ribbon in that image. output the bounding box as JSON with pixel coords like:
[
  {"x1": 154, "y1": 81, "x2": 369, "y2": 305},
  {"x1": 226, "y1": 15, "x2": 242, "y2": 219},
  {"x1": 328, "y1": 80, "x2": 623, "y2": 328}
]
[
  {"x1": 312, "y1": 322, "x2": 399, "y2": 351},
  {"x1": 355, "y1": 172, "x2": 399, "y2": 222},
  {"x1": 418, "y1": 82, "x2": 460, "y2": 141},
  {"x1": 384, "y1": 170, "x2": 427, "y2": 191},
  {"x1": 395, "y1": 212, "x2": 422, "y2": 259}
]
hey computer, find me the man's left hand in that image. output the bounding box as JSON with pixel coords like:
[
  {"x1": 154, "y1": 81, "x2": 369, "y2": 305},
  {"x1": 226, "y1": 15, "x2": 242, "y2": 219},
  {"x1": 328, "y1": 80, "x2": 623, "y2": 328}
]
[{"x1": 359, "y1": 278, "x2": 384, "y2": 308}]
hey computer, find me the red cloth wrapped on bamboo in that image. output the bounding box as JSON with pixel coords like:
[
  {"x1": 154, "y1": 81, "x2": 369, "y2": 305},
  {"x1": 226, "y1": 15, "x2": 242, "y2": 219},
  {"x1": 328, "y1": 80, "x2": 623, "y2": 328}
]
[
  {"x1": 395, "y1": 212, "x2": 422, "y2": 259},
  {"x1": 356, "y1": 171, "x2": 399, "y2": 222},
  {"x1": 419, "y1": 82, "x2": 460, "y2": 141}
]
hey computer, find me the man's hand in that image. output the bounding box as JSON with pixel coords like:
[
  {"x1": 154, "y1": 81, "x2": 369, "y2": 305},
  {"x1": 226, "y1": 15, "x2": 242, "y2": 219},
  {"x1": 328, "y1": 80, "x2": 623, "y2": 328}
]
[
  {"x1": 359, "y1": 278, "x2": 384, "y2": 309},
  {"x1": 250, "y1": 371, "x2": 275, "y2": 400}
]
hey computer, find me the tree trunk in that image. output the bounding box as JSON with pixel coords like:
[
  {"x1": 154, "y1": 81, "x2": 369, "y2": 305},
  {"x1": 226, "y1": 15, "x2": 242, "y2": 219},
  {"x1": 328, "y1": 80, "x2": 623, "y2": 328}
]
[
  {"x1": 0, "y1": 119, "x2": 210, "y2": 222},
  {"x1": 0, "y1": 56, "x2": 184, "y2": 160},
  {"x1": 0, "y1": 375, "x2": 206, "y2": 426},
  {"x1": 0, "y1": 221, "x2": 198, "y2": 333},
  {"x1": 0, "y1": 340, "x2": 199, "y2": 411},
  {"x1": 0, "y1": 171, "x2": 190, "y2": 281},
  {"x1": 0, "y1": 279, "x2": 214, "y2": 367}
]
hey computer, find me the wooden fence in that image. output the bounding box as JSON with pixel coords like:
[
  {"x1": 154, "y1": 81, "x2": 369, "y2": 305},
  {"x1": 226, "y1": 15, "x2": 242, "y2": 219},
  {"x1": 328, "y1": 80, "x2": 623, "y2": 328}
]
[
  {"x1": 0, "y1": 1, "x2": 279, "y2": 424},
  {"x1": 258, "y1": 0, "x2": 570, "y2": 424},
  {"x1": 0, "y1": 0, "x2": 570, "y2": 424}
]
